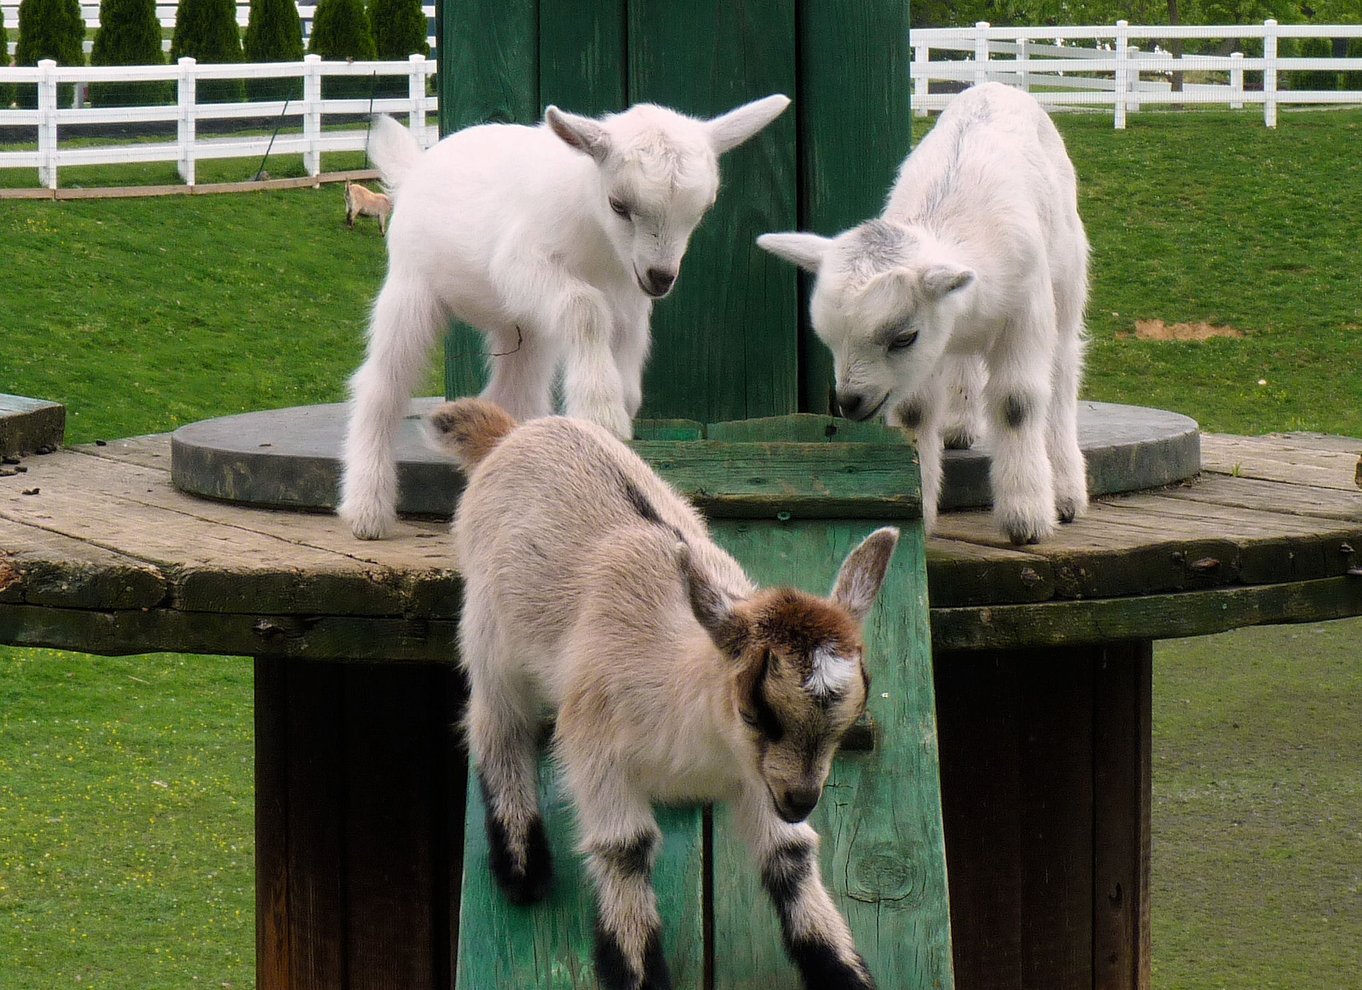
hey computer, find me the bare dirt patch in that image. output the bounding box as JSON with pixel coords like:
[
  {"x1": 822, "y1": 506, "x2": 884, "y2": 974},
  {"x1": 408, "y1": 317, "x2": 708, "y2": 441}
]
[{"x1": 1127, "y1": 319, "x2": 1246, "y2": 342}]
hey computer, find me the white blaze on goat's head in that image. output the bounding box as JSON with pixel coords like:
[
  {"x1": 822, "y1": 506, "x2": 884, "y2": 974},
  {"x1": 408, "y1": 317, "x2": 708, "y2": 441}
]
[
  {"x1": 757, "y1": 221, "x2": 975, "y2": 421},
  {"x1": 545, "y1": 95, "x2": 790, "y2": 299},
  {"x1": 678, "y1": 527, "x2": 899, "y2": 824}
]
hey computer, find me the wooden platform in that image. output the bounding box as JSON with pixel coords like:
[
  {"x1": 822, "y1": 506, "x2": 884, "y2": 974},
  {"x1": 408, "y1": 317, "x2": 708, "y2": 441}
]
[
  {"x1": 3, "y1": 427, "x2": 1361, "y2": 990},
  {"x1": 2, "y1": 430, "x2": 1358, "y2": 657}
]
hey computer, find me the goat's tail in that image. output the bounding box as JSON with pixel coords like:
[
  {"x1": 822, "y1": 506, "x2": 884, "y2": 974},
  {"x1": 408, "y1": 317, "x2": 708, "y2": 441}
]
[
  {"x1": 368, "y1": 114, "x2": 423, "y2": 193},
  {"x1": 426, "y1": 399, "x2": 518, "y2": 471}
]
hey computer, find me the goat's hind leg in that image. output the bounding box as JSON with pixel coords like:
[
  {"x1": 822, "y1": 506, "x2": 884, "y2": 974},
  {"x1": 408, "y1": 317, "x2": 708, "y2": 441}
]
[
  {"x1": 339, "y1": 273, "x2": 445, "y2": 539},
  {"x1": 465, "y1": 656, "x2": 553, "y2": 904}
]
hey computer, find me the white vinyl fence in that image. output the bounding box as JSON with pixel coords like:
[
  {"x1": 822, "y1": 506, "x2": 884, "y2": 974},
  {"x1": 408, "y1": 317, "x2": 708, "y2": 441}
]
[
  {"x1": 0, "y1": 54, "x2": 438, "y2": 189},
  {"x1": 913, "y1": 21, "x2": 1362, "y2": 127},
  {"x1": 3, "y1": 4, "x2": 439, "y2": 57}
]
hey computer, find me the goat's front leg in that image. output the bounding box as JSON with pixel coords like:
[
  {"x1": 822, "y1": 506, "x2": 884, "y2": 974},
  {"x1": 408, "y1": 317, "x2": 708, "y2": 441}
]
[
  {"x1": 985, "y1": 298, "x2": 1058, "y2": 545},
  {"x1": 735, "y1": 786, "x2": 875, "y2": 990},
  {"x1": 610, "y1": 297, "x2": 654, "y2": 420},
  {"x1": 889, "y1": 386, "x2": 945, "y2": 536},
  {"x1": 939, "y1": 352, "x2": 986, "y2": 450},
  {"x1": 557, "y1": 285, "x2": 632, "y2": 439},
  {"x1": 565, "y1": 760, "x2": 671, "y2": 990},
  {"x1": 339, "y1": 272, "x2": 446, "y2": 539}
]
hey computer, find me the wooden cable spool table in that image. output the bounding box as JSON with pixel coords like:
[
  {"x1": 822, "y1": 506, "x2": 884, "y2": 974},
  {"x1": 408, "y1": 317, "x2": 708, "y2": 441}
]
[{"x1": 2, "y1": 395, "x2": 1360, "y2": 990}]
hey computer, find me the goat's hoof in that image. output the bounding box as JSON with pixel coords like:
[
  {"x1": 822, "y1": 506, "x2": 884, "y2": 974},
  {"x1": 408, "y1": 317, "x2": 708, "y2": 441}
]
[
  {"x1": 998, "y1": 509, "x2": 1053, "y2": 546},
  {"x1": 489, "y1": 817, "x2": 554, "y2": 905},
  {"x1": 1055, "y1": 491, "x2": 1088, "y2": 525},
  {"x1": 339, "y1": 504, "x2": 394, "y2": 540}
]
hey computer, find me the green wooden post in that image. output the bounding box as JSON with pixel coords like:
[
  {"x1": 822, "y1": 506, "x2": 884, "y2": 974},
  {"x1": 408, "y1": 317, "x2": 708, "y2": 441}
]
[{"x1": 436, "y1": 0, "x2": 911, "y2": 418}]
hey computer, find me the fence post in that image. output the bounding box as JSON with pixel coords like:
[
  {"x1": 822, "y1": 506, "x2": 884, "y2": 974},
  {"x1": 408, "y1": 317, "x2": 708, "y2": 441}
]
[
  {"x1": 177, "y1": 57, "x2": 197, "y2": 186},
  {"x1": 913, "y1": 41, "x2": 929, "y2": 117},
  {"x1": 1113, "y1": 20, "x2": 1129, "y2": 129},
  {"x1": 1263, "y1": 19, "x2": 1278, "y2": 128},
  {"x1": 408, "y1": 53, "x2": 427, "y2": 137},
  {"x1": 1016, "y1": 36, "x2": 1030, "y2": 93},
  {"x1": 37, "y1": 59, "x2": 58, "y2": 190},
  {"x1": 1230, "y1": 51, "x2": 1244, "y2": 109},
  {"x1": 304, "y1": 53, "x2": 322, "y2": 176},
  {"x1": 974, "y1": 21, "x2": 990, "y2": 86}
]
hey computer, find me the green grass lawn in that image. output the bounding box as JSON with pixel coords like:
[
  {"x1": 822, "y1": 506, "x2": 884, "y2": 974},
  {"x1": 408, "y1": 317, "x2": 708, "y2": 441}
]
[{"x1": 1, "y1": 108, "x2": 1360, "y2": 989}]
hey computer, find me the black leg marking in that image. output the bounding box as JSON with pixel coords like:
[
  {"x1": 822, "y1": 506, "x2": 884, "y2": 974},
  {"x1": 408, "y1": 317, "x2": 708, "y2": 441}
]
[
  {"x1": 593, "y1": 833, "x2": 671, "y2": 990},
  {"x1": 1003, "y1": 393, "x2": 1029, "y2": 429},
  {"x1": 595, "y1": 920, "x2": 671, "y2": 990},
  {"x1": 762, "y1": 840, "x2": 876, "y2": 990},
  {"x1": 478, "y1": 772, "x2": 553, "y2": 905},
  {"x1": 895, "y1": 400, "x2": 923, "y2": 430}
]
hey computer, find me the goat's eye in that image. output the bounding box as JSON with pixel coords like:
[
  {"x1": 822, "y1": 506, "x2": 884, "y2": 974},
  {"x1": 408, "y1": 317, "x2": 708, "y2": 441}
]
[
  {"x1": 608, "y1": 197, "x2": 632, "y2": 220},
  {"x1": 888, "y1": 330, "x2": 919, "y2": 353},
  {"x1": 740, "y1": 710, "x2": 760, "y2": 730}
]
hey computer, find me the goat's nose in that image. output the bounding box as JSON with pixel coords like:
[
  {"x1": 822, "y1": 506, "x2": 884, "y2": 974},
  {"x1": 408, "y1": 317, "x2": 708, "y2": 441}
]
[
  {"x1": 782, "y1": 787, "x2": 821, "y2": 822},
  {"x1": 835, "y1": 390, "x2": 867, "y2": 420},
  {"x1": 645, "y1": 268, "x2": 676, "y2": 295}
]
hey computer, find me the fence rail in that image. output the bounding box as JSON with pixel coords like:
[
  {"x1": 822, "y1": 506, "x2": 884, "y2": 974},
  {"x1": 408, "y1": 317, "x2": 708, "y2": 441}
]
[
  {"x1": 0, "y1": 54, "x2": 438, "y2": 189},
  {"x1": 913, "y1": 20, "x2": 1362, "y2": 127},
  {"x1": 2, "y1": 4, "x2": 439, "y2": 57}
]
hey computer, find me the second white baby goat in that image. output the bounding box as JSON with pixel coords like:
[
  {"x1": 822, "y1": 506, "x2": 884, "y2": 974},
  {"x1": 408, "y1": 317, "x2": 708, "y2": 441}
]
[
  {"x1": 339, "y1": 95, "x2": 790, "y2": 540},
  {"x1": 431, "y1": 397, "x2": 898, "y2": 990},
  {"x1": 758, "y1": 82, "x2": 1090, "y2": 545}
]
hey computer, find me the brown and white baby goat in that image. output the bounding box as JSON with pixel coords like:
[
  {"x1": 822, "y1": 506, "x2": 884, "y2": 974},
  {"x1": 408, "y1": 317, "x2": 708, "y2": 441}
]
[
  {"x1": 431, "y1": 397, "x2": 899, "y2": 990},
  {"x1": 344, "y1": 179, "x2": 393, "y2": 234}
]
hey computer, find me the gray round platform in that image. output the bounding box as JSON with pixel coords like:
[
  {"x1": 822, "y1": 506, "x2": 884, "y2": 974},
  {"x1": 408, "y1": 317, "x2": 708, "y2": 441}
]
[{"x1": 170, "y1": 399, "x2": 1200, "y2": 515}]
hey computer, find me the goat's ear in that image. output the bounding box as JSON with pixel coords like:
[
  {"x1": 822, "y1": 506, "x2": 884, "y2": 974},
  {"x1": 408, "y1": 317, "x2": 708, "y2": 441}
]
[
  {"x1": 545, "y1": 105, "x2": 611, "y2": 163},
  {"x1": 921, "y1": 264, "x2": 974, "y2": 301},
  {"x1": 757, "y1": 231, "x2": 833, "y2": 274},
  {"x1": 831, "y1": 527, "x2": 900, "y2": 622},
  {"x1": 676, "y1": 542, "x2": 747, "y2": 654},
  {"x1": 706, "y1": 94, "x2": 791, "y2": 155}
]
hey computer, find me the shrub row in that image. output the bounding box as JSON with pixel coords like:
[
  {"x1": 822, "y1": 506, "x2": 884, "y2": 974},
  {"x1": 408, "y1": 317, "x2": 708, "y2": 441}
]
[{"x1": 6, "y1": 0, "x2": 429, "y2": 107}]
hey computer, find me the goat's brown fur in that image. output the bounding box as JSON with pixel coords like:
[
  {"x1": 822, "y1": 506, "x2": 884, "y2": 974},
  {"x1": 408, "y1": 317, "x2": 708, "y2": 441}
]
[{"x1": 344, "y1": 180, "x2": 393, "y2": 234}]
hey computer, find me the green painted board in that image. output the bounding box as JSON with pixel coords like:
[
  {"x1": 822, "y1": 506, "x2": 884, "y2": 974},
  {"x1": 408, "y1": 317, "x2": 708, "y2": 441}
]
[
  {"x1": 709, "y1": 519, "x2": 954, "y2": 990},
  {"x1": 439, "y1": 0, "x2": 539, "y2": 402},
  {"x1": 539, "y1": 0, "x2": 626, "y2": 115},
  {"x1": 628, "y1": 0, "x2": 799, "y2": 423},
  {"x1": 707, "y1": 412, "x2": 909, "y2": 445},
  {"x1": 456, "y1": 759, "x2": 705, "y2": 988},
  {"x1": 795, "y1": 1, "x2": 913, "y2": 413}
]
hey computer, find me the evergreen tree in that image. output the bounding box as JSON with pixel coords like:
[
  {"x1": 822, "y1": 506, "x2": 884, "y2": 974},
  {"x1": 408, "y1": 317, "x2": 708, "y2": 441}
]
[
  {"x1": 309, "y1": 0, "x2": 375, "y2": 99},
  {"x1": 368, "y1": 0, "x2": 427, "y2": 59},
  {"x1": 170, "y1": 0, "x2": 244, "y2": 102},
  {"x1": 90, "y1": 0, "x2": 170, "y2": 106},
  {"x1": 244, "y1": 0, "x2": 304, "y2": 101},
  {"x1": 366, "y1": 0, "x2": 426, "y2": 97},
  {"x1": 14, "y1": 0, "x2": 86, "y2": 108}
]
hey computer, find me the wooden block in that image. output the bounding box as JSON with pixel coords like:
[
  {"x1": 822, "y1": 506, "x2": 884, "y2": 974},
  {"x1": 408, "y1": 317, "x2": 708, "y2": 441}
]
[{"x1": 0, "y1": 394, "x2": 65, "y2": 457}]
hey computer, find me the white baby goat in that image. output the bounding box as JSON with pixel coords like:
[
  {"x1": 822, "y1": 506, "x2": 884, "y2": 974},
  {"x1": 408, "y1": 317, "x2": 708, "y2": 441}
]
[
  {"x1": 339, "y1": 96, "x2": 790, "y2": 540},
  {"x1": 431, "y1": 397, "x2": 898, "y2": 990},
  {"x1": 759, "y1": 82, "x2": 1090, "y2": 544}
]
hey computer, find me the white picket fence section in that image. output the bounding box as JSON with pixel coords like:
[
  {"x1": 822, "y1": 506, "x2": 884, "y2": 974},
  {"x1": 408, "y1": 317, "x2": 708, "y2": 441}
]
[
  {"x1": 2, "y1": 4, "x2": 439, "y2": 57},
  {"x1": 913, "y1": 21, "x2": 1362, "y2": 127},
  {"x1": 0, "y1": 54, "x2": 438, "y2": 189}
]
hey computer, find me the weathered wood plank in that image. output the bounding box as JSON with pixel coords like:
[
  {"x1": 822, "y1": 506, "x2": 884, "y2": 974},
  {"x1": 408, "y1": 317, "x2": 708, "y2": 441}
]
[
  {"x1": 71, "y1": 435, "x2": 174, "y2": 470},
  {"x1": 926, "y1": 538, "x2": 1056, "y2": 608},
  {"x1": 0, "y1": 603, "x2": 460, "y2": 660},
  {"x1": 0, "y1": 447, "x2": 459, "y2": 616},
  {"x1": 930, "y1": 575, "x2": 1362, "y2": 651},
  {"x1": 539, "y1": 0, "x2": 625, "y2": 116},
  {"x1": 0, "y1": 516, "x2": 166, "y2": 608},
  {"x1": 254, "y1": 657, "x2": 292, "y2": 990},
  {"x1": 710, "y1": 519, "x2": 954, "y2": 990},
  {"x1": 0, "y1": 394, "x2": 65, "y2": 457},
  {"x1": 1202, "y1": 433, "x2": 1362, "y2": 491},
  {"x1": 636, "y1": 440, "x2": 922, "y2": 518},
  {"x1": 706, "y1": 413, "x2": 907, "y2": 444},
  {"x1": 1158, "y1": 474, "x2": 1362, "y2": 523},
  {"x1": 456, "y1": 765, "x2": 704, "y2": 989}
]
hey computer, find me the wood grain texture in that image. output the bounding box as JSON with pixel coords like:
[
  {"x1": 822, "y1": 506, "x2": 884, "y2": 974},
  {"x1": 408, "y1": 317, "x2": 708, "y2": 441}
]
[
  {"x1": 709, "y1": 519, "x2": 954, "y2": 990},
  {"x1": 628, "y1": 0, "x2": 799, "y2": 423},
  {"x1": 539, "y1": 0, "x2": 626, "y2": 115},
  {"x1": 456, "y1": 763, "x2": 704, "y2": 989},
  {"x1": 795, "y1": 0, "x2": 912, "y2": 412},
  {"x1": 255, "y1": 657, "x2": 292, "y2": 990},
  {"x1": 1202, "y1": 433, "x2": 1362, "y2": 491}
]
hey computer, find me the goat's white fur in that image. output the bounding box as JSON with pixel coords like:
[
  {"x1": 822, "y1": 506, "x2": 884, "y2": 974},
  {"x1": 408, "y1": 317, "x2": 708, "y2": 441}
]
[
  {"x1": 433, "y1": 398, "x2": 895, "y2": 990},
  {"x1": 339, "y1": 96, "x2": 790, "y2": 539},
  {"x1": 758, "y1": 83, "x2": 1090, "y2": 544}
]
